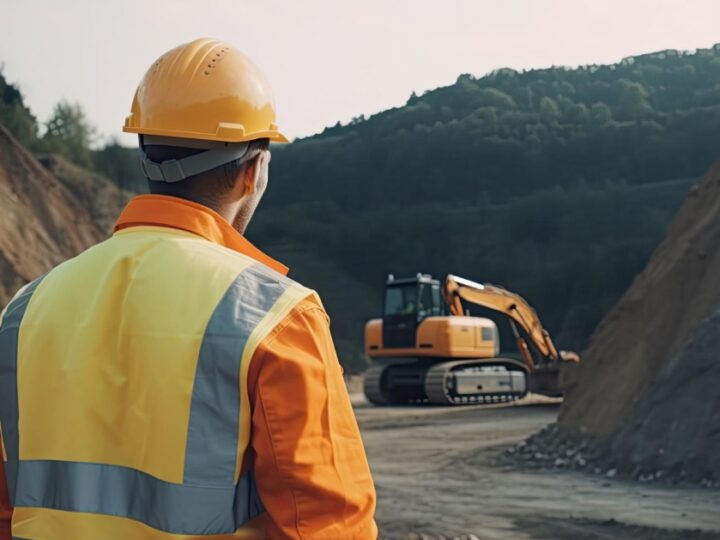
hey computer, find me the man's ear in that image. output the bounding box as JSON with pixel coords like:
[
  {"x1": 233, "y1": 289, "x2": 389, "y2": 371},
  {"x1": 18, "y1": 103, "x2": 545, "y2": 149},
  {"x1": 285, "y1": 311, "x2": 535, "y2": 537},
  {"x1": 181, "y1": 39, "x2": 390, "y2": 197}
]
[{"x1": 240, "y1": 154, "x2": 262, "y2": 197}]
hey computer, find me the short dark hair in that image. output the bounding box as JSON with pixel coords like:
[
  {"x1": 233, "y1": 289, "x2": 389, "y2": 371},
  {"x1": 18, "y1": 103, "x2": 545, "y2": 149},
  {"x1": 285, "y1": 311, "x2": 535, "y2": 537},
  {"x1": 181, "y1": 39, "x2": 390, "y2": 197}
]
[{"x1": 144, "y1": 138, "x2": 270, "y2": 203}]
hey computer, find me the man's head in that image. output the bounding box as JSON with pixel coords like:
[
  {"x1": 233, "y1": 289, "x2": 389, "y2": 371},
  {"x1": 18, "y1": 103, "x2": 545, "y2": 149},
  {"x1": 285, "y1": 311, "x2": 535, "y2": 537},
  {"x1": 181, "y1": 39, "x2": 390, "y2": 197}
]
[
  {"x1": 123, "y1": 38, "x2": 288, "y2": 233},
  {"x1": 143, "y1": 138, "x2": 271, "y2": 233}
]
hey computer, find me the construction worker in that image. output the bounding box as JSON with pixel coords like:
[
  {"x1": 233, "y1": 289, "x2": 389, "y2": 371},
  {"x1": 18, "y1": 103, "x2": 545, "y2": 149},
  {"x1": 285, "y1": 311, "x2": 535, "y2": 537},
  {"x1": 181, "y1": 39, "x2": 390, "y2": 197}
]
[{"x1": 0, "y1": 38, "x2": 377, "y2": 539}]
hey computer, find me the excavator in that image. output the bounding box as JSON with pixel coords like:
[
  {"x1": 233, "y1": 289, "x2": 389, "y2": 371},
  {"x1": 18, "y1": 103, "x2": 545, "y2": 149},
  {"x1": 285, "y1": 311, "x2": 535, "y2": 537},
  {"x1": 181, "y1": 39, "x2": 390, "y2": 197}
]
[{"x1": 363, "y1": 274, "x2": 580, "y2": 405}]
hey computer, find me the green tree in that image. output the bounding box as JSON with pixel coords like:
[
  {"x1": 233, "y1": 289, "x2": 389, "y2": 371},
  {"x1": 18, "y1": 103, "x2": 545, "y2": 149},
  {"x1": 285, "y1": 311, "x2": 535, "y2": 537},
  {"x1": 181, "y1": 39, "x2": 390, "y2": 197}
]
[
  {"x1": 590, "y1": 102, "x2": 612, "y2": 125},
  {"x1": 618, "y1": 80, "x2": 653, "y2": 118},
  {"x1": 539, "y1": 96, "x2": 560, "y2": 123},
  {"x1": 94, "y1": 139, "x2": 145, "y2": 192},
  {"x1": 0, "y1": 68, "x2": 38, "y2": 147},
  {"x1": 567, "y1": 102, "x2": 588, "y2": 123},
  {"x1": 39, "y1": 101, "x2": 95, "y2": 168},
  {"x1": 476, "y1": 88, "x2": 516, "y2": 109}
]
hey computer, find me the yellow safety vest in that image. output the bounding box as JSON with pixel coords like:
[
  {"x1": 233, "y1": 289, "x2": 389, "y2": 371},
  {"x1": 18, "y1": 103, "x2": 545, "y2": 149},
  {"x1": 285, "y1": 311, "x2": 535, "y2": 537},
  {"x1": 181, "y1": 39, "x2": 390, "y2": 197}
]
[{"x1": 0, "y1": 226, "x2": 312, "y2": 539}]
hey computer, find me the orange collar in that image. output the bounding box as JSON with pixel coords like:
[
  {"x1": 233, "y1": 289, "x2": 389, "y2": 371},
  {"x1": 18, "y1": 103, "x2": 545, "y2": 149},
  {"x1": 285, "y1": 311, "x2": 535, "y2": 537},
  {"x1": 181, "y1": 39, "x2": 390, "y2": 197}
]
[{"x1": 114, "y1": 194, "x2": 288, "y2": 276}]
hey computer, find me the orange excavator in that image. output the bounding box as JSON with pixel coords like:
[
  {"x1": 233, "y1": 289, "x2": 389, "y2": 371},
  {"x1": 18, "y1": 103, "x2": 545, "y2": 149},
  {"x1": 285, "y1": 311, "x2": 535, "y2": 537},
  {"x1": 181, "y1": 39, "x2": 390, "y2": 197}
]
[{"x1": 363, "y1": 274, "x2": 579, "y2": 405}]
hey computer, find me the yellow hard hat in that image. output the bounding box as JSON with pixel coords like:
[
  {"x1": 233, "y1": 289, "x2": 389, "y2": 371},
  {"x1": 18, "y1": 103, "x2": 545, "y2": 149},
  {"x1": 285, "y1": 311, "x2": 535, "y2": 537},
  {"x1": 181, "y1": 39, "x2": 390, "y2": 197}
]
[{"x1": 123, "y1": 38, "x2": 288, "y2": 144}]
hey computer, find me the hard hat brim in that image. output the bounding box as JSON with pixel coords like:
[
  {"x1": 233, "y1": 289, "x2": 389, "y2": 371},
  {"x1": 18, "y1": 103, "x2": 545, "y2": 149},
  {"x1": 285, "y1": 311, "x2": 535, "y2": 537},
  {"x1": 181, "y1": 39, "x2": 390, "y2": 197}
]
[{"x1": 123, "y1": 122, "x2": 289, "y2": 144}]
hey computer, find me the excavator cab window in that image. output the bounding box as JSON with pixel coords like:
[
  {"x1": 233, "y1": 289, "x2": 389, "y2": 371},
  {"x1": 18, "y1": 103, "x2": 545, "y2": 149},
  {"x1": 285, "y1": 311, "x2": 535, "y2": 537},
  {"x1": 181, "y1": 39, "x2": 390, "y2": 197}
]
[
  {"x1": 383, "y1": 282, "x2": 419, "y2": 348},
  {"x1": 384, "y1": 280, "x2": 443, "y2": 321},
  {"x1": 384, "y1": 284, "x2": 418, "y2": 317},
  {"x1": 418, "y1": 283, "x2": 443, "y2": 320},
  {"x1": 431, "y1": 284, "x2": 442, "y2": 315},
  {"x1": 382, "y1": 276, "x2": 442, "y2": 348}
]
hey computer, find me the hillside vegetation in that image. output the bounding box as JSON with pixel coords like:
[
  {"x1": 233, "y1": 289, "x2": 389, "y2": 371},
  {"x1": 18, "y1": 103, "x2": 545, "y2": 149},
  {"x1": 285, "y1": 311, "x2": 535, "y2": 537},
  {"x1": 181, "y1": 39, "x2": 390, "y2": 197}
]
[
  {"x1": 254, "y1": 46, "x2": 720, "y2": 366},
  {"x1": 269, "y1": 47, "x2": 720, "y2": 207},
  {"x1": 3, "y1": 45, "x2": 720, "y2": 370}
]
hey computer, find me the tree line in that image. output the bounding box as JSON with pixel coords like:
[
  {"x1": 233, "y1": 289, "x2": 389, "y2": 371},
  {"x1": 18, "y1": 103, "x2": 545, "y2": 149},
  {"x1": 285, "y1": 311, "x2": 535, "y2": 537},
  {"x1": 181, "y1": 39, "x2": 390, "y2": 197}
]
[{"x1": 2, "y1": 45, "x2": 719, "y2": 370}]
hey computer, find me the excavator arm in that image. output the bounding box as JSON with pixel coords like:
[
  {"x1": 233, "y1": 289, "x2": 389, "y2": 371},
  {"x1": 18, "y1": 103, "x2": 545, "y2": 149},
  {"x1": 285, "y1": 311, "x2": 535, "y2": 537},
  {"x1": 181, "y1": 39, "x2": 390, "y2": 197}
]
[{"x1": 443, "y1": 274, "x2": 580, "y2": 367}]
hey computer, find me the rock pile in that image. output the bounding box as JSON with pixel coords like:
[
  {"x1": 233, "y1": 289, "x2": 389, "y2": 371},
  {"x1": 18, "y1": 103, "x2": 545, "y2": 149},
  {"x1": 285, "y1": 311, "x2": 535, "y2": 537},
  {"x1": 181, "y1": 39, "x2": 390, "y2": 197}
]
[{"x1": 548, "y1": 157, "x2": 720, "y2": 485}]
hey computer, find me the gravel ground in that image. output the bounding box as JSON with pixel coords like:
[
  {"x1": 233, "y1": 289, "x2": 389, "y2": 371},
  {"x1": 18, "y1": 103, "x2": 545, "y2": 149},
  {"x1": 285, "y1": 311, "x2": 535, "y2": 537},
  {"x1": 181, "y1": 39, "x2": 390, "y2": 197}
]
[
  {"x1": 498, "y1": 423, "x2": 720, "y2": 489},
  {"x1": 353, "y1": 395, "x2": 720, "y2": 540}
]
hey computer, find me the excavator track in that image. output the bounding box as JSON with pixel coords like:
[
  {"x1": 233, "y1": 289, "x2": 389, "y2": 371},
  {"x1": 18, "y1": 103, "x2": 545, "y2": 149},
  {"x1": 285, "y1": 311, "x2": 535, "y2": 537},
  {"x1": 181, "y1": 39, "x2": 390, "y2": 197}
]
[
  {"x1": 424, "y1": 360, "x2": 529, "y2": 405},
  {"x1": 363, "y1": 358, "x2": 538, "y2": 406},
  {"x1": 363, "y1": 364, "x2": 391, "y2": 405},
  {"x1": 363, "y1": 363, "x2": 430, "y2": 405}
]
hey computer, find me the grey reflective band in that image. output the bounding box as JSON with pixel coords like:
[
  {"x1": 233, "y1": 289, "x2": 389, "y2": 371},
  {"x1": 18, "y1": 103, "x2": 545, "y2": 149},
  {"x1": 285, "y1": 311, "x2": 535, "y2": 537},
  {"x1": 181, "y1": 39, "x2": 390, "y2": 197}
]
[
  {"x1": 184, "y1": 262, "x2": 290, "y2": 485},
  {"x1": 10, "y1": 460, "x2": 263, "y2": 534},
  {"x1": 0, "y1": 275, "x2": 46, "y2": 499},
  {"x1": 139, "y1": 135, "x2": 251, "y2": 183}
]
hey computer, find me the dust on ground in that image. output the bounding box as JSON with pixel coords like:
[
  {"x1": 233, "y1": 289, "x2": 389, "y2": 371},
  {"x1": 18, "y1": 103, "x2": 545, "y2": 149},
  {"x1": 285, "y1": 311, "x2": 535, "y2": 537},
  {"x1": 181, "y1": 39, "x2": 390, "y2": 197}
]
[{"x1": 352, "y1": 395, "x2": 720, "y2": 540}]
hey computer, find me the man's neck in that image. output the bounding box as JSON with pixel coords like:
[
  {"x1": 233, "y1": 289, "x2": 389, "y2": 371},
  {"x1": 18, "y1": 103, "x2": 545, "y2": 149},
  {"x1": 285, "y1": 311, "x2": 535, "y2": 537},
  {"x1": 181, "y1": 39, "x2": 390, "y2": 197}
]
[{"x1": 165, "y1": 193, "x2": 247, "y2": 234}]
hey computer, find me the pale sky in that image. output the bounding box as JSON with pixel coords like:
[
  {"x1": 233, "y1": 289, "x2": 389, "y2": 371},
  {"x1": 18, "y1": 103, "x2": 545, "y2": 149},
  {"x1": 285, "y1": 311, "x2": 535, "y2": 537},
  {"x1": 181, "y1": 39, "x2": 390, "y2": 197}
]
[{"x1": 1, "y1": 0, "x2": 719, "y2": 146}]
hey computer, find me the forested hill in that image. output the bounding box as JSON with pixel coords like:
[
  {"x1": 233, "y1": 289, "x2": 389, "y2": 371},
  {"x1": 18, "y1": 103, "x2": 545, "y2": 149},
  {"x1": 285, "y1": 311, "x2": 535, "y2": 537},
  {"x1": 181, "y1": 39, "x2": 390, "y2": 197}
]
[
  {"x1": 250, "y1": 45, "x2": 720, "y2": 368},
  {"x1": 3, "y1": 45, "x2": 720, "y2": 371},
  {"x1": 265, "y1": 46, "x2": 720, "y2": 209}
]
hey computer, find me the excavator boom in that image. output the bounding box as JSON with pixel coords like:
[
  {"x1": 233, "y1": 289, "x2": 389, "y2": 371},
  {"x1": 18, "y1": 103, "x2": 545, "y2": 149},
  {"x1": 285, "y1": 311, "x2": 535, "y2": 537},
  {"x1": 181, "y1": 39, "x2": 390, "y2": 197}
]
[{"x1": 444, "y1": 274, "x2": 579, "y2": 366}]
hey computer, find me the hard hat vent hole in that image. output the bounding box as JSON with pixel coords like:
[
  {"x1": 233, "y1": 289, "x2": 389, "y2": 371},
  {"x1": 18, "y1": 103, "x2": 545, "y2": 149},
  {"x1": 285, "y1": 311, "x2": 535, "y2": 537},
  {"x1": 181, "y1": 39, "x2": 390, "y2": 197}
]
[{"x1": 204, "y1": 48, "x2": 229, "y2": 74}]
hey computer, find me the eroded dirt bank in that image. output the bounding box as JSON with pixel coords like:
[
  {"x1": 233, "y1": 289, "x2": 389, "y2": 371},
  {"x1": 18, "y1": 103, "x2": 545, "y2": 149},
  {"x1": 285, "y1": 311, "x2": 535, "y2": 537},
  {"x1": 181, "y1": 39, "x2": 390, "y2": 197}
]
[{"x1": 352, "y1": 397, "x2": 720, "y2": 540}]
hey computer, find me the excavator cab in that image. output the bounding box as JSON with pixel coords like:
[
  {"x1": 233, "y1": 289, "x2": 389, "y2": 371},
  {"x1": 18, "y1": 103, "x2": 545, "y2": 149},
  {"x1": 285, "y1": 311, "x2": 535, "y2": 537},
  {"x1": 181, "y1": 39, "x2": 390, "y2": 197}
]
[{"x1": 382, "y1": 274, "x2": 443, "y2": 348}]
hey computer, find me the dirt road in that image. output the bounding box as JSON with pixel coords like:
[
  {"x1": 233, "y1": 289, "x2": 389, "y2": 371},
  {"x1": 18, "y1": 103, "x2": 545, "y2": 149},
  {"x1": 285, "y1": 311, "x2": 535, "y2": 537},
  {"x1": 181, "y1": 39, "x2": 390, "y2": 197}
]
[{"x1": 353, "y1": 395, "x2": 720, "y2": 540}]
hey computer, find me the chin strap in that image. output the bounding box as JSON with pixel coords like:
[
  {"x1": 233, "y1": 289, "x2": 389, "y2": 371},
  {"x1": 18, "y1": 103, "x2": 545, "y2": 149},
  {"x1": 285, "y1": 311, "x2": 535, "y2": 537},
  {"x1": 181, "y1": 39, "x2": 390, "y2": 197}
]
[{"x1": 139, "y1": 135, "x2": 251, "y2": 183}]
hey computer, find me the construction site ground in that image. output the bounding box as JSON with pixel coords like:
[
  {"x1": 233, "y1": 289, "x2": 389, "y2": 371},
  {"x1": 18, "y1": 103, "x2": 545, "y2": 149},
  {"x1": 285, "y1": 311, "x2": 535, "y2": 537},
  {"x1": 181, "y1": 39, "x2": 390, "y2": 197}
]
[{"x1": 350, "y1": 393, "x2": 720, "y2": 540}]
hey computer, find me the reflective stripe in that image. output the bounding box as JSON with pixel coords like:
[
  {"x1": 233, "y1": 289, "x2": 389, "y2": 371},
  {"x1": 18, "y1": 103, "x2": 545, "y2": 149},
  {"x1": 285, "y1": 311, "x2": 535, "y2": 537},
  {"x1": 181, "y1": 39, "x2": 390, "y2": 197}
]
[
  {"x1": 184, "y1": 263, "x2": 290, "y2": 485},
  {"x1": 0, "y1": 276, "x2": 45, "y2": 503},
  {"x1": 235, "y1": 282, "x2": 315, "y2": 477},
  {"x1": 10, "y1": 460, "x2": 262, "y2": 534}
]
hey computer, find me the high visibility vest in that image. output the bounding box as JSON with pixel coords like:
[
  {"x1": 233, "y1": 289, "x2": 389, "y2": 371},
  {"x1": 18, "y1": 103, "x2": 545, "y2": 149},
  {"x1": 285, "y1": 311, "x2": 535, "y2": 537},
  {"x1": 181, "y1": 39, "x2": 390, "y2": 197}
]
[{"x1": 0, "y1": 226, "x2": 313, "y2": 539}]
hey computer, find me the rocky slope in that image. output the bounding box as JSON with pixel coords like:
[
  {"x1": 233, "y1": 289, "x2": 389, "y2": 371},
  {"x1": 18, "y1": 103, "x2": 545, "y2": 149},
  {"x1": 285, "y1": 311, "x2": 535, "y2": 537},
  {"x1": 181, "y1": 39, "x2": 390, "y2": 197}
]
[
  {"x1": 555, "y1": 157, "x2": 720, "y2": 482},
  {"x1": 0, "y1": 125, "x2": 125, "y2": 305}
]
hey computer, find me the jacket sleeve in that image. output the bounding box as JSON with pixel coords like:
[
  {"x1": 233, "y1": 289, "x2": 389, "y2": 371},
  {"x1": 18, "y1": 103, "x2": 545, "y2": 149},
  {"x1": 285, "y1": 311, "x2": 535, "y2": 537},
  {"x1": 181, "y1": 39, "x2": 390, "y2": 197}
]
[
  {"x1": 0, "y1": 445, "x2": 11, "y2": 540},
  {"x1": 248, "y1": 296, "x2": 377, "y2": 540}
]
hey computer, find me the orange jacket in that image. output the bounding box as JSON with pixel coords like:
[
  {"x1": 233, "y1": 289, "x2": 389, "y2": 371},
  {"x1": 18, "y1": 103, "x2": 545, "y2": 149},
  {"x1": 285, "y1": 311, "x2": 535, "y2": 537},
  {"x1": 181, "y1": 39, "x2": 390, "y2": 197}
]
[{"x1": 0, "y1": 194, "x2": 377, "y2": 540}]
